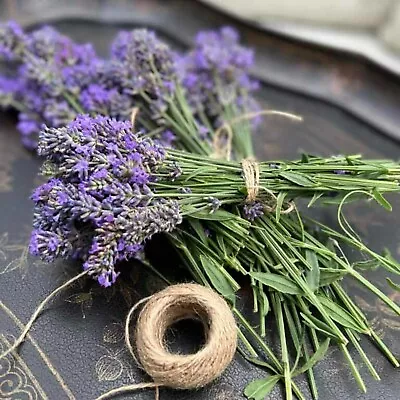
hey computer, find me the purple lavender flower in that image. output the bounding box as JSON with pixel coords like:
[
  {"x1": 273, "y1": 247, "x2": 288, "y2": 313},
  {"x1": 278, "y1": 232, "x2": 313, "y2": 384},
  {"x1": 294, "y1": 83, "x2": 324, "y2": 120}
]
[
  {"x1": 177, "y1": 26, "x2": 260, "y2": 128},
  {"x1": 43, "y1": 100, "x2": 76, "y2": 127},
  {"x1": 80, "y1": 84, "x2": 115, "y2": 112},
  {"x1": 31, "y1": 115, "x2": 182, "y2": 286},
  {"x1": 17, "y1": 113, "x2": 41, "y2": 150},
  {"x1": 0, "y1": 21, "x2": 26, "y2": 61},
  {"x1": 1, "y1": 24, "x2": 194, "y2": 150},
  {"x1": 97, "y1": 270, "x2": 119, "y2": 288},
  {"x1": 197, "y1": 124, "x2": 209, "y2": 140},
  {"x1": 0, "y1": 76, "x2": 23, "y2": 108},
  {"x1": 109, "y1": 29, "x2": 177, "y2": 117},
  {"x1": 159, "y1": 130, "x2": 176, "y2": 147},
  {"x1": 0, "y1": 22, "x2": 105, "y2": 149},
  {"x1": 243, "y1": 201, "x2": 264, "y2": 221},
  {"x1": 207, "y1": 197, "x2": 222, "y2": 213},
  {"x1": 29, "y1": 228, "x2": 73, "y2": 262}
]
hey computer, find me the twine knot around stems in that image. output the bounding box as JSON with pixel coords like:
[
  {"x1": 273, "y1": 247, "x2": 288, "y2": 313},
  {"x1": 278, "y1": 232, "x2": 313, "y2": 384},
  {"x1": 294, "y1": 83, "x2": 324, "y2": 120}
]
[
  {"x1": 241, "y1": 157, "x2": 260, "y2": 203},
  {"x1": 211, "y1": 108, "x2": 301, "y2": 213},
  {"x1": 97, "y1": 283, "x2": 238, "y2": 399},
  {"x1": 241, "y1": 157, "x2": 295, "y2": 214}
]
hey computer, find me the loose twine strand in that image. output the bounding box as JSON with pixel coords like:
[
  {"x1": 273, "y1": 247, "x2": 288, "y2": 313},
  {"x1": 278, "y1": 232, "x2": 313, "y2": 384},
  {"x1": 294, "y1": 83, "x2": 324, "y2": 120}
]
[
  {"x1": 211, "y1": 123, "x2": 233, "y2": 160},
  {"x1": 213, "y1": 109, "x2": 303, "y2": 153},
  {"x1": 0, "y1": 270, "x2": 89, "y2": 360},
  {"x1": 130, "y1": 107, "x2": 139, "y2": 130}
]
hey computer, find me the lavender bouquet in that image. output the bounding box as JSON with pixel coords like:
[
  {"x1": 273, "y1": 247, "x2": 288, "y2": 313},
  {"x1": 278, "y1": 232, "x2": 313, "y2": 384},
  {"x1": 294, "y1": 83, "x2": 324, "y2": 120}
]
[{"x1": 2, "y1": 22, "x2": 400, "y2": 400}]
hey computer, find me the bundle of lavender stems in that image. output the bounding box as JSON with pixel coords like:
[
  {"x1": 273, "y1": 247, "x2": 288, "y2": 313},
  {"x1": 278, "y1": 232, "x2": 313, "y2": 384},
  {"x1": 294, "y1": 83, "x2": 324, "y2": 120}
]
[{"x1": 1, "y1": 22, "x2": 400, "y2": 399}]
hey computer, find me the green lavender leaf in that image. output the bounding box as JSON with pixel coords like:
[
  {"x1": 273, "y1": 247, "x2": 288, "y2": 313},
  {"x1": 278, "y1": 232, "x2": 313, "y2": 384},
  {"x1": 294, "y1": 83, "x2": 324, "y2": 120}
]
[
  {"x1": 319, "y1": 268, "x2": 347, "y2": 286},
  {"x1": 244, "y1": 375, "x2": 281, "y2": 400},
  {"x1": 372, "y1": 188, "x2": 392, "y2": 211},
  {"x1": 241, "y1": 356, "x2": 277, "y2": 374},
  {"x1": 199, "y1": 255, "x2": 236, "y2": 302},
  {"x1": 250, "y1": 272, "x2": 303, "y2": 295},
  {"x1": 308, "y1": 192, "x2": 323, "y2": 208},
  {"x1": 188, "y1": 219, "x2": 208, "y2": 244},
  {"x1": 183, "y1": 166, "x2": 216, "y2": 182},
  {"x1": 301, "y1": 153, "x2": 309, "y2": 163},
  {"x1": 216, "y1": 234, "x2": 226, "y2": 255},
  {"x1": 383, "y1": 247, "x2": 400, "y2": 266},
  {"x1": 352, "y1": 259, "x2": 380, "y2": 271},
  {"x1": 292, "y1": 338, "x2": 330, "y2": 376},
  {"x1": 253, "y1": 286, "x2": 270, "y2": 316},
  {"x1": 301, "y1": 313, "x2": 339, "y2": 339},
  {"x1": 316, "y1": 295, "x2": 366, "y2": 333},
  {"x1": 387, "y1": 278, "x2": 400, "y2": 292},
  {"x1": 275, "y1": 191, "x2": 287, "y2": 223},
  {"x1": 305, "y1": 249, "x2": 320, "y2": 291},
  {"x1": 279, "y1": 171, "x2": 316, "y2": 187},
  {"x1": 191, "y1": 209, "x2": 236, "y2": 221}
]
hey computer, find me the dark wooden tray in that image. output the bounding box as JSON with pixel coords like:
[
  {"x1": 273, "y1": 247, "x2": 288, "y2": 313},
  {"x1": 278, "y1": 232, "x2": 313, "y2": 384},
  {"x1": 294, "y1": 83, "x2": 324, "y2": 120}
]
[{"x1": 1, "y1": 1, "x2": 400, "y2": 399}]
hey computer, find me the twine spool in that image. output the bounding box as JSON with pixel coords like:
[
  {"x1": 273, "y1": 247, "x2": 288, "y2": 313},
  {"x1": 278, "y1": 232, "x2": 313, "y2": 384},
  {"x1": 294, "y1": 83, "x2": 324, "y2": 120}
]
[
  {"x1": 1, "y1": 273, "x2": 237, "y2": 400},
  {"x1": 134, "y1": 283, "x2": 237, "y2": 389}
]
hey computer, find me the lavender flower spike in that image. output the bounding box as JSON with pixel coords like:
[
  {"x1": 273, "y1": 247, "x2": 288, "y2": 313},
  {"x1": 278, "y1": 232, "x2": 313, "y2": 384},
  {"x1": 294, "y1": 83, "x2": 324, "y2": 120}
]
[
  {"x1": 177, "y1": 26, "x2": 260, "y2": 127},
  {"x1": 30, "y1": 115, "x2": 182, "y2": 287}
]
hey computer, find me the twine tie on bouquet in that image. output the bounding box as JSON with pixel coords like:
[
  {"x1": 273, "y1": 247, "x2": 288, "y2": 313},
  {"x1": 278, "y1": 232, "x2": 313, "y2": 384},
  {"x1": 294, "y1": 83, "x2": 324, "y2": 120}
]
[
  {"x1": 213, "y1": 109, "x2": 301, "y2": 213},
  {"x1": 241, "y1": 157, "x2": 295, "y2": 214},
  {"x1": 241, "y1": 157, "x2": 260, "y2": 203}
]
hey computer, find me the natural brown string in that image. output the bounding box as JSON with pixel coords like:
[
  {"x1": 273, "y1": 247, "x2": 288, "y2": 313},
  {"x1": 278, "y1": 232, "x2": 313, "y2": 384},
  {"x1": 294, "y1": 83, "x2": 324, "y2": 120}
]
[
  {"x1": 240, "y1": 157, "x2": 295, "y2": 213},
  {"x1": 130, "y1": 107, "x2": 139, "y2": 130},
  {"x1": 241, "y1": 158, "x2": 260, "y2": 203},
  {"x1": 96, "y1": 283, "x2": 237, "y2": 399},
  {"x1": 216, "y1": 109, "x2": 303, "y2": 137},
  {"x1": 0, "y1": 270, "x2": 89, "y2": 360},
  {"x1": 212, "y1": 109, "x2": 303, "y2": 159},
  {"x1": 211, "y1": 123, "x2": 233, "y2": 160}
]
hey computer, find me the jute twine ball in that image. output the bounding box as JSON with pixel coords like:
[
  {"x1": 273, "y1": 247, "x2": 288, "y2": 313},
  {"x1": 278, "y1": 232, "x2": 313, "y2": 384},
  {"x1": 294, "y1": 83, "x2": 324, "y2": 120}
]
[{"x1": 135, "y1": 283, "x2": 237, "y2": 390}]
